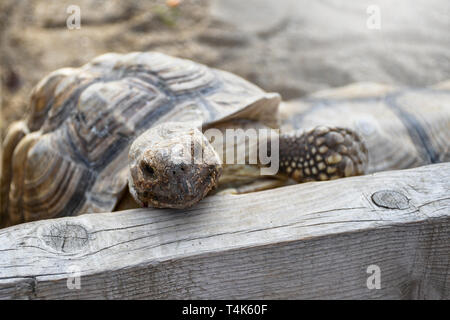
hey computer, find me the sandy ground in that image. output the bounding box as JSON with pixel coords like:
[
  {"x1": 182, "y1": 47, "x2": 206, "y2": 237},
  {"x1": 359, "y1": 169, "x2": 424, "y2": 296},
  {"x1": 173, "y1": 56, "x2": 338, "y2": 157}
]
[
  {"x1": 1, "y1": 0, "x2": 449, "y2": 140},
  {"x1": 0, "y1": 0, "x2": 213, "y2": 139}
]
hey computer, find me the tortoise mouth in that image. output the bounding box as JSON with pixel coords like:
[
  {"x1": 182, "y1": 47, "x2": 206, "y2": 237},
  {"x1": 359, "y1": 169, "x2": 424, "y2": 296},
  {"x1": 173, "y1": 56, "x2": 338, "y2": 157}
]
[{"x1": 135, "y1": 188, "x2": 204, "y2": 209}]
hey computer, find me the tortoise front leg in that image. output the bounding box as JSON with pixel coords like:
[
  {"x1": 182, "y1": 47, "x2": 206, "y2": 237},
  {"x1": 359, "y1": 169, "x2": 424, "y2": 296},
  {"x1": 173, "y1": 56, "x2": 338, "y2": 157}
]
[{"x1": 278, "y1": 126, "x2": 368, "y2": 182}]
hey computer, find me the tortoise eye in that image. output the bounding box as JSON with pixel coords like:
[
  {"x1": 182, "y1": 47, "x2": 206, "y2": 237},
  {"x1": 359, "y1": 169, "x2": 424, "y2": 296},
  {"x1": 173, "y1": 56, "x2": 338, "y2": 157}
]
[{"x1": 141, "y1": 162, "x2": 155, "y2": 177}]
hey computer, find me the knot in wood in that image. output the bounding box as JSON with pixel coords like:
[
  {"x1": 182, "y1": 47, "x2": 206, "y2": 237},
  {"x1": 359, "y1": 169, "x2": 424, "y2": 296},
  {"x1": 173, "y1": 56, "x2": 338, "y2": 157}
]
[
  {"x1": 42, "y1": 223, "x2": 89, "y2": 253},
  {"x1": 371, "y1": 190, "x2": 409, "y2": 209}
]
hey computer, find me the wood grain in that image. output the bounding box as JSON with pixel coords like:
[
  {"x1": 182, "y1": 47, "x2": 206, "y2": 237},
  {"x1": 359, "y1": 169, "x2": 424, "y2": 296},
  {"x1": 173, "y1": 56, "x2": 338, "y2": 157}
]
[{"x1": 0, "y1": 163, "x2": 449, "y2": 299}]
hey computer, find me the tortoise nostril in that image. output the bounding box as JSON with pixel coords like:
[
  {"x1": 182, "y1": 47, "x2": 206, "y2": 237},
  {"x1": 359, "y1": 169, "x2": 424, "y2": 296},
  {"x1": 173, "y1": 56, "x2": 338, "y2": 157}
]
[{"x1": 141, "y1": 162, "x2": 155, "y2": 177}]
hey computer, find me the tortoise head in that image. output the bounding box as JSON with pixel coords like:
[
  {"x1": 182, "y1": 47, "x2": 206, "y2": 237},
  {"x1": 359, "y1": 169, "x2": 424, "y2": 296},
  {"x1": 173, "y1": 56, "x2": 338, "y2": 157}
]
[{"x1": 128, "y1": 122, "x2": 222, "y2": 209}]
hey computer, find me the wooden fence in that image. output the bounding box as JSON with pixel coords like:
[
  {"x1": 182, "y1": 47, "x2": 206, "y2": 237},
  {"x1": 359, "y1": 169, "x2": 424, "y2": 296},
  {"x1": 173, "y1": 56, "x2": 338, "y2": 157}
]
[{"x1": 0, "y1": 163, "x2": 449, "y2": 299}]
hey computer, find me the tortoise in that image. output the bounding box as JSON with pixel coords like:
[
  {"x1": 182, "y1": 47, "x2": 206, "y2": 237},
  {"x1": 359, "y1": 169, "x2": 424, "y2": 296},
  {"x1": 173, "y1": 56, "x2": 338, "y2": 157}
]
[{"x1": 0, "y1": 52, "x2": 367, "y2": 226}]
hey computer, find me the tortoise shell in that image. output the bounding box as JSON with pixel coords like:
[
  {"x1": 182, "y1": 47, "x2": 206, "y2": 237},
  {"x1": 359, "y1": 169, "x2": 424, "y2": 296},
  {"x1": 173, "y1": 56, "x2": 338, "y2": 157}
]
[{"x1": 2, "y1": 52, "x2": 280, "y2": 224}]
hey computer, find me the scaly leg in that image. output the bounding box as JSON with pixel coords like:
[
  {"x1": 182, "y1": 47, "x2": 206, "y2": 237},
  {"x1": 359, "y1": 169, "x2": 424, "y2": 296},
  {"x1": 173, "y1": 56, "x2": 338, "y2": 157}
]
[{"x1": 279, "y1": 126, "x2": 368, "y2": 182}]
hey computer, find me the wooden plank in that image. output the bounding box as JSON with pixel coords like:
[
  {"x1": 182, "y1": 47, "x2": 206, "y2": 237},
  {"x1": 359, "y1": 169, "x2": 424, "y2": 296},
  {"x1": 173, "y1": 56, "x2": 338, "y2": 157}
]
[{"x1": 0, "y1": 163, "x2": 449, "y2": 299}]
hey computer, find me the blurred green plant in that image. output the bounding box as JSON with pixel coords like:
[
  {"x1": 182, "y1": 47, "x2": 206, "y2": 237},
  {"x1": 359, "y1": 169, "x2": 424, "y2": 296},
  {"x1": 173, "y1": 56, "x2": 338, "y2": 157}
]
[{"x1": 153, "y1": 0, "x2": 182, "y2": 27}]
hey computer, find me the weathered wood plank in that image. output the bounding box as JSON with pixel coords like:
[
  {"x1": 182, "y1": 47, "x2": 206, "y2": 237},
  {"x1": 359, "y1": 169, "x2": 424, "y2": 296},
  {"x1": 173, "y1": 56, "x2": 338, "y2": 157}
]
[{"x1": 0, "y1": 163, "x2": 449, "y2": 299}]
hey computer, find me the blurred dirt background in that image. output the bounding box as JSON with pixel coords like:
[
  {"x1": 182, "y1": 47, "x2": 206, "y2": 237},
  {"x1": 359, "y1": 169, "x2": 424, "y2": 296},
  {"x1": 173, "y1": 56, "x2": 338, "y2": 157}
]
[{"x1": 1, "y1": 0, "x2": 449, "y2": 140}]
